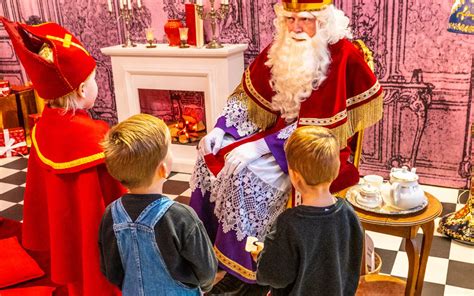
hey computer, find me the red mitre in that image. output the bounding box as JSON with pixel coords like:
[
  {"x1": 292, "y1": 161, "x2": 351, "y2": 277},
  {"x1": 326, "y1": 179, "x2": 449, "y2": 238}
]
[
  {"x1": 281, "y1": 0, "x2": 333, "y2": 12},
  {"x1": 0, "y1": 17, "x2": 96, "y2": 100}
]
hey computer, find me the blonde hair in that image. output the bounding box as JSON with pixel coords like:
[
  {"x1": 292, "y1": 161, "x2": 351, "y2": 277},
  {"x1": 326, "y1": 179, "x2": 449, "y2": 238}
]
[
  {"x1": 48, "y1": 92, "x2": 80, "y2": 112},
  {"x1": 285, "y1": 126, "x2": 340, "y2": 185},
  {"x1": 102, "y1": 114, "x2": 170, "y2": 189}
]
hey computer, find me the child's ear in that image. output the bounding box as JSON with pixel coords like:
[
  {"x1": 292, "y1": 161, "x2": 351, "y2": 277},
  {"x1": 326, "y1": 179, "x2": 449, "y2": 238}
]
[
  {"x1": 77, "y1": 82, "x2": 86, "y2": 99},
  {"x1": 157, "y1": 162, "x2": 169, "y2": 179}
]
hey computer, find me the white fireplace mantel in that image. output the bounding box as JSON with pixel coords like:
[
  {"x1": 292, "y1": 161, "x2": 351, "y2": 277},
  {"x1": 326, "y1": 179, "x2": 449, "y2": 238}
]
[{"x1": 101, "y1": 43, "x2": 248, "y2": 173}]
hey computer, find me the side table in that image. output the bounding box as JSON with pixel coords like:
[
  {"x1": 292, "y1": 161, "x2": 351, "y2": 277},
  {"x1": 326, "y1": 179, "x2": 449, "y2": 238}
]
[{"x1": 340, "y1": 189, "x2": 442, "y2": 296}]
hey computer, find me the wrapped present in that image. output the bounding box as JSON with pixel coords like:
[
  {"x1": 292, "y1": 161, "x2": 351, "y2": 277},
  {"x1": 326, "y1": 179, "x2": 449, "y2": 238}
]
[
  {"x1": 11, "y1": 85, "x2": 39, "y2": 146},
  {"x1": 0, "y1": 93, "x2": 21, "y2": 130},
  {"x1": 0, "y1": 128, "x2": 28, "y2": 158},
  {"x1": 0, "y1": 80, "x2": 11, "y2": 97}
]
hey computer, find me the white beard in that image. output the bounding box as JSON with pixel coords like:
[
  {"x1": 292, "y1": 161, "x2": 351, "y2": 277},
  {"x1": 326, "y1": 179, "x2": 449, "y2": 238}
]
[{"x1": 266, "y1": 29, "x2": 331, "y2": 123}]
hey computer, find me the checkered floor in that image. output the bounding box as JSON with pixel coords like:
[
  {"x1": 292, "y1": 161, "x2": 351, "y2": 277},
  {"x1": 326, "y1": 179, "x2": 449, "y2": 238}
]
[{"x1": 1, "y1": 156, "x2": 473, "y2": 295}]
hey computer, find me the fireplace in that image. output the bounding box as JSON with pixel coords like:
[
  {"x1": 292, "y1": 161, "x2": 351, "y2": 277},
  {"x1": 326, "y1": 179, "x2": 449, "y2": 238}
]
[
  {"x1": 139, "y1": 89, "x2": 207, "y2": 144},
  {"x1": 101, "y1": 44, "x2": 248, "y2": 173}
]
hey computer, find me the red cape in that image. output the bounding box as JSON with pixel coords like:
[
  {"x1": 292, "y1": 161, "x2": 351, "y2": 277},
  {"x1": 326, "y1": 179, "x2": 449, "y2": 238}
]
[{"x1": 23, "y1": 106, "x2": 125, "y2": 296}]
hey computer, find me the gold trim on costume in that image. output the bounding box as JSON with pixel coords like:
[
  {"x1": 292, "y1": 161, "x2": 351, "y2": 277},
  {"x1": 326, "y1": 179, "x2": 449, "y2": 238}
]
[
  {"x1": 299, "y1": 93, "x2": 383, "y2": 149},
  {"x1": 32, "y1": 126, "x2": 104, "y2": 170},
  {"x1": 46, "y1": 35, "x2": 90, "y2": 56},
  {"x1": 283, "y1": 0, "x2": 332, "y2": 12},
  {"x1": 299, "y1": 109, "x2": 347, "y2": 126},
  {"x1": 214, "y1": 246, "x2": 256, "y2": 281},
  {"x1": 244, "y1": 68, "x2": 273, "y2": 110},
  {"x1": 346, "y1": 81, "x2": 381, "y2": 108}
]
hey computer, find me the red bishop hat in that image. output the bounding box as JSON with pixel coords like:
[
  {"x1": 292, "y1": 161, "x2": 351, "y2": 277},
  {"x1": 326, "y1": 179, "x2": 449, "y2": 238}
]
[
  {"x1": 281, "y1": 0, "x2": 332, "y2": 12},
  {"x1": 0, "y1": 17, "x2": 96, "y2": 100}
]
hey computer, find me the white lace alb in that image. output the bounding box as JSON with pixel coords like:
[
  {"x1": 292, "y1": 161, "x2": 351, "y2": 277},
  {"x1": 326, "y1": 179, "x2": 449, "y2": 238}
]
[
  {"x1": 222, "y1": 94, "x2": 259, "y2": 138},
  {"x1": 277, "y1": 122, "x2": 297, "y2": 140},
  {"x1": 189, "y1": 154, "x2": 213, "y2": 195},
  {"x1": 210, "y1": 167, "x2": 289, "y2": 241}
]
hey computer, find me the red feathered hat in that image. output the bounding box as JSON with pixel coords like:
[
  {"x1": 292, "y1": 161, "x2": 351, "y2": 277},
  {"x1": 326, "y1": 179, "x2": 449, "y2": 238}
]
[
  {"x1": 0, "y1": 17, "x2": 96, "y2": 100},
  {"x1": 281, "y1": 0, "x2": 332, "y2": 12}
]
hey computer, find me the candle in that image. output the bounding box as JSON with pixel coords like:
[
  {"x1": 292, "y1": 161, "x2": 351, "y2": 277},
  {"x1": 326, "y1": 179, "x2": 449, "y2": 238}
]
[
  {"x1": 107, "y1": 0, "x2": 113, "y2": 12},
  {"x1": 221, "y1": 0, "x2": 228, "y2": 4},
  {"x1": 179, "y1": 27, "x2": 189, "y2": 41},
  {"x1": 119, "y1": 0, "x2": 123, "y2": 9},
  {"x1": 145, "y1": 28, "x2": 154, "y2": 41},
  {"x1": 128, "y1": 0, "x2": 132, "y2": 9},
  {"x1": 196, "y1": 0, "x2": 202, "y2": 5},
  {"x1": 137, "y1": 0, "x2": 141, "y2": 8}
]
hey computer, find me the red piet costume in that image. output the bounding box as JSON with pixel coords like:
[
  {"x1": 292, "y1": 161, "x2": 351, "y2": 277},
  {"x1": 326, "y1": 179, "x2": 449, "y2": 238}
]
[{"x1": 1, "y1": 18, "x2": 125, "y2": 295}]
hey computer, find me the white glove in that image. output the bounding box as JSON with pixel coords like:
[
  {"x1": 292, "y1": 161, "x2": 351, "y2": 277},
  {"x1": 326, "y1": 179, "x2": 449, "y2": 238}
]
[
  {"x1": 222, "y1": 138, "x2": 270, "y2": 176},
  {"x1": 199, "y1": 128, "x2": 226, "y2": 155}
]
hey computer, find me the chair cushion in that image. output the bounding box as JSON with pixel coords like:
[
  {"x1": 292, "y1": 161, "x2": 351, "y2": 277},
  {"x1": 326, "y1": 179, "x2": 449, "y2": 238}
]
[{"x1": 0, "y1": 236, "x2": 45, "y2": 288}]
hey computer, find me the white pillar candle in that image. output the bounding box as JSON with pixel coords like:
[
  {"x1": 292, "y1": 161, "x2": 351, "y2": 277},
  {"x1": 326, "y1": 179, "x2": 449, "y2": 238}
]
[
  {"x1": 196, "y1": 0, "x2": 203, "y2": 6},
  {"x1": 221, "y1": 0, "x2": 228, "y2": 4},
  {"x1": 137, "y1": 0, "x2": 141, "y2": 8},
  {"x1": 128, "y1": 0, "x2": 132, "y2": 9},
  {"x1": 119, "y1": 0, "x2": 123, "y2": 9},
  {"x1": 107, "y1": 0, "x2": 113, "y2": 11}
]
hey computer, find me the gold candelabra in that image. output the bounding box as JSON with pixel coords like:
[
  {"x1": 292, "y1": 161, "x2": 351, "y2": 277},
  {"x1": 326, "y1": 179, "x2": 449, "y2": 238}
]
[
  {"x1": 196, "y1": 0, "x2": 229, "y2": 49},
  {"x1": 109, "y1": 0, "x2": 142, "y2": 47}
]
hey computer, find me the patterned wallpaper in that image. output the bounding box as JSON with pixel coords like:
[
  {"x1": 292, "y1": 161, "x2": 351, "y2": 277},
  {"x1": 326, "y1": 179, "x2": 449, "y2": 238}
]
[{"x1": 0, "y1": 0, "x2": 472, "y2": 188}]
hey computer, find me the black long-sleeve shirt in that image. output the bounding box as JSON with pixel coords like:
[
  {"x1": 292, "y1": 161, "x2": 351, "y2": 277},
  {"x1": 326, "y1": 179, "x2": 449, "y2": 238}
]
[
  {"x1": 98, "y1": 194, "x2": 217, "y2": 292},
  {"x1": 256, "y1": 198, "x2": 363, "y2": 296}
]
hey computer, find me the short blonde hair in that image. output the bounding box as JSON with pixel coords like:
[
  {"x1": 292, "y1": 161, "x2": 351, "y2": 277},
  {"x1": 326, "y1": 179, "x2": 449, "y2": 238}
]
[
  {"x1": 102, "y1": 114, "x2": 170, "y2": 189},
  {"x1": 285, "y1": 126, "x2": 340, "y2": 185}
]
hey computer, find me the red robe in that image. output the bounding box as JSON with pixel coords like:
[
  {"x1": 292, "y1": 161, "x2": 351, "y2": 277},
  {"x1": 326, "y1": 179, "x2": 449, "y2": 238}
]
[{"x1": 23, "y1": 105, "x2": 126, "y2": 296}]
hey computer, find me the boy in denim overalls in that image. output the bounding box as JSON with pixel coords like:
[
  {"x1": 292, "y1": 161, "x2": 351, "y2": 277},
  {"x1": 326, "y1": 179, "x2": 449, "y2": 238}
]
[{"x1": 99, "y1": 114, "x2": 218, "y2": 295}]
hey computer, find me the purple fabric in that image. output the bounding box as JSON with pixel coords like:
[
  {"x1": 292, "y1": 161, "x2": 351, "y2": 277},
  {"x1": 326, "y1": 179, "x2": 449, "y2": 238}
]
[
  {"x1": 264, "y1": 130, "x2": 289, "y2": 174},
  {"x1": 189, "y1": 188, "x2": 218, "y2": 243},
  {"x1": 214, "y1": 116, "x2": 243, "y2": 140},
  {"x1": 214, "y1": 226, "x2": 257, "y2": 284}
]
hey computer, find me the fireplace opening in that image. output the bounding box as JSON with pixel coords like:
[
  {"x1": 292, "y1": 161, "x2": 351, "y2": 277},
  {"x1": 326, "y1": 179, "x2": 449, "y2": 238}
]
[{"x1": 138, "y1": 89, "x2": 207, "y2": 145}]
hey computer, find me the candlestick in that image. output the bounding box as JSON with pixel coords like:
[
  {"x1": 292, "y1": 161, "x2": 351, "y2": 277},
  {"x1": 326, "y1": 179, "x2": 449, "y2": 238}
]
[{"x1": 197, "y1": 0, "x2": 229, "y2": 48}]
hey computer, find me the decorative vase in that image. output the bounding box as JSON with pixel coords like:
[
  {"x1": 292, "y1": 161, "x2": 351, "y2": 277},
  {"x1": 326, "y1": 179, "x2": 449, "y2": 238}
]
[{"x1": 164, "y1": 19, "x2": 183, "y2": 46}]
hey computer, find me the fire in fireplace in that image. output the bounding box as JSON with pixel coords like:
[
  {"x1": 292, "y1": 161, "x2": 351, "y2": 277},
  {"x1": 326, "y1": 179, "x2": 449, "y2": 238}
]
[{"x1": 138, "y1": 89, "x2": 207, "y2": 145}]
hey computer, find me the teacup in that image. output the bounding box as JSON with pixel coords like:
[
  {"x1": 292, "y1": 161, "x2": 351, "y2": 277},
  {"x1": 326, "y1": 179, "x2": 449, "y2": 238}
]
[
  {"x1": 363, "y1": 175, "x2": 384, "y2": 188},
  {"x1": 356, "y1": 184, "x2": 383, "y2": 209}
]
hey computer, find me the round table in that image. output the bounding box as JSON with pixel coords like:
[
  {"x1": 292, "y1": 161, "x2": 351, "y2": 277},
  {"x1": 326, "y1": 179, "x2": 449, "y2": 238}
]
[{"x1": 339, "y1": 189, "x2": 443, "y2": 296}]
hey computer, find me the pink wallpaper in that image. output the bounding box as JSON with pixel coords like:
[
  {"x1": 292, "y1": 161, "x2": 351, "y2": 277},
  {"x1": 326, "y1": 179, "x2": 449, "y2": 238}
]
[{"x1": 0, "y1": 0, "x2": 472, "y2": 188}]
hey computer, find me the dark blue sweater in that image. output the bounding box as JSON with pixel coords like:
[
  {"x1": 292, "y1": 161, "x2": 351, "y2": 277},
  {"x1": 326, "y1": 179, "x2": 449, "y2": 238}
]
[{"x1": 256, "y1": 198, "x2": 363, "y2": 296}]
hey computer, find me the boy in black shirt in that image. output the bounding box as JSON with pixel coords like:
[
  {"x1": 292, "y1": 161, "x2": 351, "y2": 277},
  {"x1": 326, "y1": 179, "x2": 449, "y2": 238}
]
[
  {"x1": 99, "y1": 114, "x2": 217, "y2": 295},
  {"x1": 254, "y1": 126, "x2": 364, "y2": 296}
]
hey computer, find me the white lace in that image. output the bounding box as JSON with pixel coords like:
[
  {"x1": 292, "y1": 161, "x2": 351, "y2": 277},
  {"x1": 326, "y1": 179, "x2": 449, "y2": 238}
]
[
  {"x1": 189, "y1": 154, "x2": 213, "y2": 195},
  {"x1": 277, "y1": 122, "x2": 297, "y2": 140},
  {"x1": 223, "y1": 95, "x2": 259, "y2": 137},
  {"x1": 210, "y1": 168, "x2": 289, "y2": 241}
]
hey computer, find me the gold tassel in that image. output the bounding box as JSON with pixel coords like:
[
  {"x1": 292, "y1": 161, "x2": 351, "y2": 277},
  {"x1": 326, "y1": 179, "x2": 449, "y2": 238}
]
[
  {"x1": 329, "y1": 93, "x2": 384, "y2": 149},
  {"x1": 231, "y1": 84, "x2": 277, "y2": 131}
]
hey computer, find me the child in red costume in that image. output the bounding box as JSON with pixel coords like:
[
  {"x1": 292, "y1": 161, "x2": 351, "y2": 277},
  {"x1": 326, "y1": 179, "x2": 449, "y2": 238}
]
[{"x1": 1, "y1": 18, "x2": 126, "y2": 296}]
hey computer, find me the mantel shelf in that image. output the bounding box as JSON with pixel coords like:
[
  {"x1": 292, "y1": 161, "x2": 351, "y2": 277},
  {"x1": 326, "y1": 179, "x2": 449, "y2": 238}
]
[{"x1": 101, "y1": 43, "x2": 248, "y2": 58}]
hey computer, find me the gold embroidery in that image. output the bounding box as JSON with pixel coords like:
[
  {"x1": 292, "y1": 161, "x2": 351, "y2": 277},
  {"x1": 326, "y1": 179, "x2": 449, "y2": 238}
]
[
  {"x1": 283, "y1": 0, "x2": 332, "y2": 12},
  {"x1": 46, "y1": 35, "x2": 90, "y2": 56},
  {"x1": 346, "y1": 81, "x2": 381, "y2": 108},
  {"x1": 32, "y1": 126, "x2": 105, "y2": 170},
  {"x1": 244, "y1": 68, "x2": 273, "y2": 110},
  {"x1": 214, "y1": 246, "x2": 256, "y2": 281},
  {"x1": 299, "y1": 109, "x2": 347, "y2": 126}
]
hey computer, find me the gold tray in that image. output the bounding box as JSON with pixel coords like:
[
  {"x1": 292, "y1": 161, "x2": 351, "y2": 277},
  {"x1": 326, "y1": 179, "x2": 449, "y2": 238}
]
[{"x1": 346, "y1": 185, "x2": 428, "y2": 215}]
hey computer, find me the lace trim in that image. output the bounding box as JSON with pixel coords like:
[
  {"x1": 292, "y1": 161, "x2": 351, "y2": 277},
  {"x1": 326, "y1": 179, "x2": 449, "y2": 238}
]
[
  {"x1": 189, "y1": 154, "x2": 213, "y2": 195},
  {"x1": 211, "y1": 168, "x2": 289, "y2": 241},
  {"x1": 223, "y1": 95, "x2": 259, "y2": 137},
  {"x1": 277, "y1": 122, "x2": 297, "y2": 140}
]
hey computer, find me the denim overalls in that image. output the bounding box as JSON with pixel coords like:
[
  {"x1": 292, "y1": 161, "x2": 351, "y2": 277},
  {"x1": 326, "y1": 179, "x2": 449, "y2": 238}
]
[{"x1": 111, "y1": 197, "x2": 201, "y2": 296}]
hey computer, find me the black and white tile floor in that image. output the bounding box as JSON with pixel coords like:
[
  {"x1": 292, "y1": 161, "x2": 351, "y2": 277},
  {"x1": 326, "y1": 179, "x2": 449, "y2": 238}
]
[{"x1": 0, "y1": 156, "x2": 473, "y2": 295}]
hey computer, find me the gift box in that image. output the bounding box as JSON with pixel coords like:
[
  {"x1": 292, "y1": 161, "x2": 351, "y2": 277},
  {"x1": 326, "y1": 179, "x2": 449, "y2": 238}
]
[
  {"x1": 0, "y1": 80, "x2": 11, "y2": 97},
  {"x1": 0, "y1": 93, "x2": 21, "y2": 130},
  {"x1": 0, "y1": 128, "x2": 28, "y2": 158}
]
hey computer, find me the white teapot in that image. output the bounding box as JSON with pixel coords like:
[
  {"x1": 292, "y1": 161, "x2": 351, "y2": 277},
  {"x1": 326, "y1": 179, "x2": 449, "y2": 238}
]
[{"x1": 387, "y1": 166, "x2": 426, "y2": 210}]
